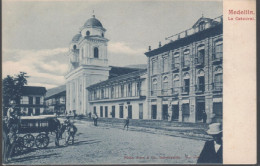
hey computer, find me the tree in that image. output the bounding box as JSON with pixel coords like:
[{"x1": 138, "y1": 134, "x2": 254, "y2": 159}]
[{"x1": 2, "y1": 72, "x2": 29, "y2": 115}]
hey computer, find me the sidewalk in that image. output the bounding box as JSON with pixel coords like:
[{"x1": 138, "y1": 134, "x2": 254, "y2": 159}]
[{"x1": 71, "y1": 116, "x2": 212, "y2": 141}]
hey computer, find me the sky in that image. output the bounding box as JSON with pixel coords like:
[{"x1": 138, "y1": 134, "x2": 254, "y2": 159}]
[{"x1": 2, "y1": 0, "x2": 222, "y2": 89}]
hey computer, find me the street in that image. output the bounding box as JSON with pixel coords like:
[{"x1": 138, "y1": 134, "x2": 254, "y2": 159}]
[{"x1": 10, "y1": 120, "x2": 205, "y2": 165}]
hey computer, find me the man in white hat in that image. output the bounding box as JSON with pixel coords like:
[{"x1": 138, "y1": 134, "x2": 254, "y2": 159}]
[{"x1": 197, "y1": 123, "x2": 223, "y2": 163}]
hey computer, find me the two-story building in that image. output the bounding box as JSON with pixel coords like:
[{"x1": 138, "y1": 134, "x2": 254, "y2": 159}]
[
  {"x1": 145, "y1": 16, "x2": 223, "y2": 123},
  {"x1": 87, "y1": 69, "x2": 148, "y2": 119},
  {"x1": 45, "y1": 85, "x2": 66, "y2": 115},
  {"x1": 20, "y1": 86, "x2": 47, "y2": 115}
]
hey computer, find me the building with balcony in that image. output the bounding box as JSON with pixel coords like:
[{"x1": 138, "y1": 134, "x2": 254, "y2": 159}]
[
  {"x1": 87, "y1": 69, "x2": 147, "y2": 119},
  {"x1": 45, "y1": 85, "x2": 66, "y2": 115},
  {"x1": 19, "y1": 86, "x2": 47, "y2": 115},
  {"x1": 145, "y1": 16, "x2": 223, "y2": 123}
]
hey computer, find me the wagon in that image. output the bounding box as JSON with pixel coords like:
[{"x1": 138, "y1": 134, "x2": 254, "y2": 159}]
[{"x1": 16, "y1": 115, "x2": 60, "y2": 151}]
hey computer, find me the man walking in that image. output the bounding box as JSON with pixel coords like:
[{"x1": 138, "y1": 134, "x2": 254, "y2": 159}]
[
  {"x1": 93, "y1": 113, "x2": 98, "y2": 126},
  {"x1": 124, "y1": 117, "x2": 130, "y2": 130}
]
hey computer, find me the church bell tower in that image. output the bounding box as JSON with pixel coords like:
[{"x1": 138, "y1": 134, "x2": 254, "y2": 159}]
[{"x1": 65, "y1": 14, "x2": 111, "y2": 115}]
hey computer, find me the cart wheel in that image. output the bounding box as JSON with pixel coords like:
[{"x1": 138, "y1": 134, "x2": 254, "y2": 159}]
[
  {"x1": 35, "y1": 133, "x2": 49, "y2": 149},
  {"x1": 14, "y1": 137, "x2": 24, "y2": 155},
  {"x1": 23, "y1": 134, "x2": 35, "y2": 148}
]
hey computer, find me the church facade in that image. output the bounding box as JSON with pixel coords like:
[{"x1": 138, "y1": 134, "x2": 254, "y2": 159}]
[{"x1": 65, "y1": 15, "x2": 111, "y2": 115}]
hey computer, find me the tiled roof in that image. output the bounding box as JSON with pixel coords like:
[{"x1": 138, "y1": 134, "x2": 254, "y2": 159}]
[
  {"x1": 87, "y1": 69, "x2": 147, "y2": 89},
  {"x1": 109, "y1": 66, "x2": 145, "y2": 79},
  {"x1": 21, "y1": 86, "x2": 47, "y2": 96},
  {"x1": 45, "y1": 85, "x2": 66, "y2": 99}
]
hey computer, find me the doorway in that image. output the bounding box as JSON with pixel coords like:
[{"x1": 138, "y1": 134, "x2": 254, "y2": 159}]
[
  {"x1": 152, "y1": 105, "x2": 157, "y2": 119},
  {"x1": 196, "y1": 101, "x2": 205, "y2": 122},
  {"x1": 128, "y1": 105, "x2": 132, "y2": 119},
  {"x1": 162, "y1": 104, "x2": 168, "y2": 120},
  {"x1": 172, "y1": 104, "x2": 179, "y2": 121}
]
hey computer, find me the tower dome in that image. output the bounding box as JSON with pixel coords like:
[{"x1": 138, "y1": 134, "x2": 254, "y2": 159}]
[
  {"x1": 71, "y1": 33, "x2": 82, "y2": 43},
  {"x1": 83, "y1": 15, "x2": 103, "y2": 28}
]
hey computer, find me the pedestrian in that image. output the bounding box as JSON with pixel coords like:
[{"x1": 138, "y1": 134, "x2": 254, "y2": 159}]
[
  {"x1": 93, "y1": 113, "x2": 98, "y2": 126},
  {"x1": 6, "y1": 111, "x2": 19, "y2": 162},
  {"x1": 73, "y1": 110, "x2": 77, "y2": 119},
  {"x1": 202, "y1": 110, "x2": 207, "y2": 123},
  {"x1": 124, "y1": 117, "x2": 130, "y2": 130},
  {"x1": 7, "y1": 101, "x2": 16, "y2": 120},
  {"x1": 197, "y1": 123, "x2": 223, "y2": 164}
]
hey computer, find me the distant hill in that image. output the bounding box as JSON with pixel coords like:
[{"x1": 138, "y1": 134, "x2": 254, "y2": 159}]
[{"x1": 124, "y1": 64, "x2": 147, "y2": 69}]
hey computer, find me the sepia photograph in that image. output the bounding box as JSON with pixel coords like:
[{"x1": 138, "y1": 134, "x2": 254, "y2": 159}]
[{"x1": 2, "y1": 0, "x2": 255, "y2": 165}]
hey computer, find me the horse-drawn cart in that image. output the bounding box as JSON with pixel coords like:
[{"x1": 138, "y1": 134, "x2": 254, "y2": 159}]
[{"x1": 15, "y1": 115, "x2": 60, "y2": 152}]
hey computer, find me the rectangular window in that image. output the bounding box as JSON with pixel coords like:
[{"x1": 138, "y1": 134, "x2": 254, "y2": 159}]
[
  {"x1": 172, "y1": 55, "x2": 180, "y2": 69},
  {"x1": 100, "y1": 106, "x2": 103, "y2": 117},
  {"x1": 162, "y1": 57, "x2": 168, "y2": 72},
  {"x1": 139, "y1": 104, "x2": 143, "y2": 119},
  {"x1": 112, "y1": 106, "x2": 115, "y2": 118},
  {"x1": 184, "y1": 79, "x2": 190, "y2": 93},
  {"x1": 105, "y1": 106, "x2": 108, "y2": 117},
  {"x1": 36, "y1": 97, "x2": 40, "y2": 105},
  {"x1": 111, "y1": 87, "x2": 114, "y2": 98},
  {"x1": 215, "y1": 43, "x2": 223, "y2": 59},
  {"x1": 35, "y1": 108, "x2": 40, "y2": 115},
  {"x1": 198, "y1": 76, "x2": 205, "y2": 92},
  {"x1": 137, "y1": 82, "x2": 141, "y2": 96},
  {"x1": 29, "y1": 97, "x2": 33, "y2": 105},
  {"x1": 152, "y1": 60, "x2": 158, "y2": 75},
  {"x1": 128, "y1": 83, "x2": 132, "y2": 97},
  {"x1": 94, "y1": 106, "x2": 96, "y2": 114},
  {"x1": 121, "y1": 85, "x2": 124, "y2": 97},
  {"x1": 119, "y1": 105, "x2": 124, "y2": 118},
  {"x1": 183, "y1": 53, "x2": 190, "y2": 67}
]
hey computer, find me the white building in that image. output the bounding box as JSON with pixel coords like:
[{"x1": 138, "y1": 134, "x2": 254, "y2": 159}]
[
  {"x1": 65, "y1": 15, "x2": 146, "y2": 116},
  {"x1": 65, "y1": 15, "x2": 111, "y2": 115}
]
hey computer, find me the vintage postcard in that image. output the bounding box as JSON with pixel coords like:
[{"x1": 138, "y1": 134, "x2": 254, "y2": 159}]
[{"x1": 2, "y1": 0, "x2": 256, "y2": 165}]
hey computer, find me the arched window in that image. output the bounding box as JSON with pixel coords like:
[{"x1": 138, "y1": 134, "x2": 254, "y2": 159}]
[
  {"x1": 86, "y1": 31, "x2": 90, "y2": 36},
  {"x1": 173, "y1": 74, "x2": 179, "y2": 94},
  {"x1": 214, "y1": 66, "x2": 223, "y2": 91},
  {"x1": 183, "y1": 72, "x2": 190, "y2": 93},
  {"x1": 197, "y1": 70, "x2": 205, "y2": 92},
  {"x1": 183, "y1": 49, "x2": 190, "y2": 67},
  {"x1": 94, "y1": 47, "x2": 99, "y2": 58},
  {"x1": 101, "y1": 33, "x2": 104, "y2": 37},
  {"x1": 162, "y1": 76, "x2": 168, "y2": 95},
  {"x1": 73, "y1": 45, "x2": 77, "y2": 50}
]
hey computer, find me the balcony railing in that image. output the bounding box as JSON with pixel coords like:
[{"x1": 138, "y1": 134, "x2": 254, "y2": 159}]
[
  {"x1": 182, "y1": 86, "x2": 189, "y2": 94},
  {"x1": 165, "y1": 15, "x2": 223, "y2": 42},
  {"x1": 172, "y1": 63, "x2": 180, "y2": 72},
  {"x1": 212, "y1": 82, "x2": 223, "y2": 92},
  {"x1": 90, "y1": 90, "x2": 144, "y2": 101},
  {"x1": 195, "y1": 85, "x2": 205, "y2": 93},
  {"x1": 181, "y1": 62, "x2": 190, "y2": 70},
  {"x1": 195, "y1": 58, "x2": 204, "y2": 67},
  {"x1": 171, "y1": 88, "x2": 179, "y2": 96},
  {"x1": 212, "y1": 53, "x2": 223, "y2": 64}
]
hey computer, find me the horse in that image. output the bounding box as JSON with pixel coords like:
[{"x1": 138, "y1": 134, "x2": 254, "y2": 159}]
[{"x1": 59, "y1": 122, "x2": 77, "y2": 145}]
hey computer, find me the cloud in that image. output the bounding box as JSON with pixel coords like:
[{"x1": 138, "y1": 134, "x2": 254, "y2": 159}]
[
  {"x1": 108, "y1": 42, "x2": 146, "y2": 55},
  {"x1": 3, "y1": 48, "x2": 68, "y2": 59},
  {"x1": 2, "y1": 48, "x2": 68, "y2": 88}
]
